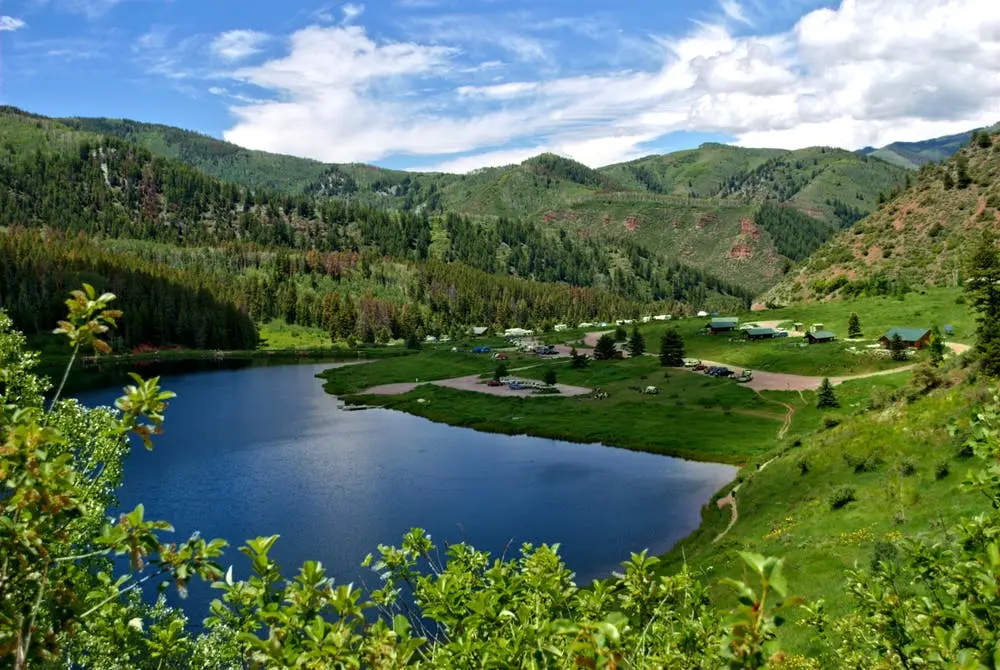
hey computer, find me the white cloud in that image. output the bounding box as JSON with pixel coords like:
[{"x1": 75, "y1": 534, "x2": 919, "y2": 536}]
[
  {"x1": 211, "y1": 30, "x2": 270, "y2": 62},
  {"x1": 0, "y1": 16, "x2": 27, "y2": 31},
  {"x1": 720, "y1": 0, "x2": 752, "y2": 25},
  {"x1": 342, "y1": 3, "x2": 364, "y2": 23},
  {"x1": 216, "y1": 0, "x2": 1000, "y2": 170}
]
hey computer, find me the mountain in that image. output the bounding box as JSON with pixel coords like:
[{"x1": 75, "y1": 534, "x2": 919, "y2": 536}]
[
  {"x1": 859, "y1": 123, "x2": 1000, "y2": 170},
  {"x1": 0, "y1": 107, "x2": 755, "y2": 318},
  {"x1": 56, "y1": 113, "x2": 910, "y2": 293},
  {"x1": 765, "y1": 128, "x2": 1000, "y2": 304}
]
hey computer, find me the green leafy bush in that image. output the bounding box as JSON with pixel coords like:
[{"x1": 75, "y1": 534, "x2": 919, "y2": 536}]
[{"x1": 829, "y1": 485, "x2": 858, "y2": 510}]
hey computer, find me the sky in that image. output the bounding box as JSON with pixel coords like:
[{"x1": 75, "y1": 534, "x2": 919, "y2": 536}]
[{"x1": 1, "y1": 0, "x2": 999, "y2": 172}]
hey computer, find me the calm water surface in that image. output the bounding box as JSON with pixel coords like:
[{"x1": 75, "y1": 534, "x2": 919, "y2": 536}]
[{"x1": 78, "y1": 363, "x2": 736, "y2": 614}]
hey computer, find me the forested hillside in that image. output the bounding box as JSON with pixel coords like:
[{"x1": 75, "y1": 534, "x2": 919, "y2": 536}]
[
  {"x1": 52, "y1": 112, "x2": 913, "y2": 293},
  {"x1": 765, "y1": 128, "x2": 1000, "y2": 305},
  {"x1": 0, "y1": 108, "x2": 757, "y2": 347},
  {"x1": 0, "y1": 229, "x2": 258, "y2": 350}
]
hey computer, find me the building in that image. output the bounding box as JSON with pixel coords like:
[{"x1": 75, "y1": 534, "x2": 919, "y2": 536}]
[
  {"x1": 807, "y1": 330, "x2": 837, "y2": 344},
  {"x1": 745, "y1": 327, "x2": 778, "y2": 341},
  {"x1": 708, "y1": 317, "x2": 739, "y2": 334},
  {"x1": 880, "y1": 328, "x2": 931, "y2": 349}
]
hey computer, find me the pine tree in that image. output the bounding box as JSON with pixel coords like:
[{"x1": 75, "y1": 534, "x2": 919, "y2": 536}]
[
  {"x1": 570, "y1": 346, "x2": 588, "y2": 369},
  {"x1": 816, "y1": 378, "x2": 839, "y2": 408},
  {"x1": 593, "y1": 333, "x2": 618, "y2": 361},
  {"x1": 964, "y1": 231, "x2": 1000, "y2": 376},
  {"x1": 494, "y1": 362, "x2": 509, "y2": 382},
  {"x1": 659, "y1": 328, "x2": 685, "y2": 366},
  {"x1": 929, "y1": 325, "x2": 946, "y2": 366},
  {"x1": 543, "y1": 368, "x2": 558, "y2": 386},
  {"x1": 626, "y1": 325, "x2": 645, "y2": 358},
  {"x1": 848, "y1": 312, "x2": 862, "y2": 338}
]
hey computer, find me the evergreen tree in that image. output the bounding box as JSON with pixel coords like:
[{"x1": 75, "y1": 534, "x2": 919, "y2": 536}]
[
  {"x1": 929, "y1": 325, "x2": 946, "y2": 366},
  {"x1": 889, "y1": 333, "x2": 907, "y2": 361},
  {"x1": 978, "y1": 130, "x2": 993, "y2": 149},
  {"x1": 964, "y1": 231, "x2": 1000, "y2": 376},
  {"x1": 593, "y1": 333, "x2": 618, "y2": 361},
  {"x1": 543, "y1": 368, "x2": 558, "y2": 386},
  {"x1": 942, "y1": 171, "x2": 955, "y2": 190},
  {"x1": 405, "y1": 332, "x2": 422, "y2": 350},
  {"x1": 614, "y1": 326, "x2": 628, "y2": 342},
  {"x1": 659, "y1": 328, "x2": 685, "y2": 366},
  {"x1": 626, "y1": 325, "x2": 645, "y2": 358},
  {"x1": 848, "y1": 312, "x2": 862, "y2": 338},
  {"x1": 816, "y1": 378, "x2": 839, "y2": 408},
  {"x1": 569, "y1": 346, "x2": 588, "y2": 369},
  {"x1": 956, "y1": 155, "x2": 972, "y2": 189},
  {"x1": 494, "y1": 362, "x2": 509, "y2": 382}
]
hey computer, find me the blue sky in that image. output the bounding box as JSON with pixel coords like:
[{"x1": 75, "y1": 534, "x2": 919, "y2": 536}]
[{"x1": 2, "y1": 0, "x2": 999, "y2": 171}]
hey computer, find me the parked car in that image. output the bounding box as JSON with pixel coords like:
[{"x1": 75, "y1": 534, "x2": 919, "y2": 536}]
[
  {"x1": 492, "y1": 352, "x2": 508, "y2": 360},
  {"x1": 508, "y1": 382, "x2": 525, "y2": 390},
  {"x1": 487, "y1": 379, "x2": 502, "y2": 387}
]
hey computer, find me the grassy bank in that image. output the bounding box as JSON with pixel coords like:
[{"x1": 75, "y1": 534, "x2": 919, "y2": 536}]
[
  {"x1": 323, "y1": 354, "x2": 792, "y2": 463},
  {"x1": 660, "y1": 373, "x2": 987, "y2": 656}
]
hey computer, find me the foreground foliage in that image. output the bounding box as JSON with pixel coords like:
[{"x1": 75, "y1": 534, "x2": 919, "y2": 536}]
[{"x1": 6, "y1": 289, "x2": 1000, "y2": 668}]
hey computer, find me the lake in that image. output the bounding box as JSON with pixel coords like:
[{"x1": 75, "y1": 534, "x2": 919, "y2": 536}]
[{"x1": 77, "y1": 362, "x2": 736, "y2": 616}]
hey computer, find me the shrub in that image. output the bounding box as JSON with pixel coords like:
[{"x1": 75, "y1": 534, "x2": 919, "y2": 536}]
[
  {"x1": 797, "y1": 458, "x2": 810, "y2": 476},
  {"x1": 823, "y1": 415, "x2": 841, "y2": 430},
  {"x1": 897, "y1": 458, "x2": 917, "y2": 477},
  {"x1": 844, "y1": 451, "x2": 882, "y2": 473},
  {"x1": 829, "y1": 486, "x2": 857, "y2": 510},
  {"x1": 870, "y1": 539, "x2": 898, "y2": 572},
  {"x1": 935, "y1": 460, "x2": 951, "y2": 480}
]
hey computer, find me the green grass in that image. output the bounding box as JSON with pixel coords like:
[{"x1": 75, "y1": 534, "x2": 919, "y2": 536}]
[
  {"x1": 659, "y1": 377, "x2": 989, "y2": 656},
  {"x1": 619, "y1": 287, "x2": 972, "y2": 376},
  {"x1": 320, "y1": 348, "x2": 531, "y2": 396},
  {"x1": 325, "y1": 354, "x2": 788, "y2": 463},
  {"x1": 259, "y1": 319, "x2": 334, "y2": 350}
]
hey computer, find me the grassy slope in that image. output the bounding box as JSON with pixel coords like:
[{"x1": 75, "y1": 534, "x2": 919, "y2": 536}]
[
  {"x1": 767, "y1": 130, "x2": 1000, "y2": 304},
  {"x1": 632, "y1": 287, "x2": 971, "y2": 375},
  {"x1": 661, "y1": 377, "x2": 989, "y2": 656},
  {"x1": 597, "y1": 144, "x2": 784, "y2": 197},
  {"x1": 862, "y1": 122, "x2": 1000, "y2": 170}
]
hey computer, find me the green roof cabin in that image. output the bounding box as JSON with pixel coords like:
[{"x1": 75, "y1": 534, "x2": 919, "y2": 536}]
[
  {"x1": 880, "y1": 328, "x2": 931, "y2": 349},
  {"x1": 708, "y1": 317, "x2": 739, "y2": 334},
  {"x1": 807, "y1": 330, "x2": 837, "y2": 344},
  {"x1": 745, "y1": 327, "x2": 778, "y2": 340}
]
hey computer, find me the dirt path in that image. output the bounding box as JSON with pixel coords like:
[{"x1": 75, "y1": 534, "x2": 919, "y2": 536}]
[
  {"x1": 362, "y1": 374, "x2": 592, "y2": 398},
  {"x1": 693, "y1": 342, "x2": 968, "y2": 392},
  {"x1": 712, "y1": 457, "x2": 776, "y2": 543}
]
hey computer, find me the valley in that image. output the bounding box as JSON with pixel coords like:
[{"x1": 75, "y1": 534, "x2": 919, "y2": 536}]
[{"x1": 5, "y1": 98, "x2": 1000, "y2": 667}]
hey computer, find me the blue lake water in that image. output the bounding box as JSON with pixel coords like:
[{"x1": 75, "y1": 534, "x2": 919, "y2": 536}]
[{"x1": 77, "y1": 363, "x2": 736, "y2": 617}]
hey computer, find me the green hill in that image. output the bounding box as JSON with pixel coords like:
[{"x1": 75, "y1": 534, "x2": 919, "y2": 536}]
[
  {"x1": 765, "y1": 127, "x2": 1000, "y2": 305},
  {"x1": 0, "y1": 107, "x2": 756, "y2": 315},
  {"x1": 49, "y1": 112, "x2": 910, "y2": 294},
  {"x1": 860, "y1": 122, "x2": 1000, "y2": 170}
]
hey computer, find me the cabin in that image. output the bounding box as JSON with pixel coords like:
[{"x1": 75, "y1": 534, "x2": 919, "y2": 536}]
[
  {"x1": 745, "y1": 327, "x2": 778, "y2": 341},
  {"x1": 880, "y1": 328, "x2": 931, "y2": 349},
  {"x1": 807, "y1": 330, "x2": 837, "y2": 344},
  {"x1": 708, "y1": 317, "x2": 740, "y2": 334}
]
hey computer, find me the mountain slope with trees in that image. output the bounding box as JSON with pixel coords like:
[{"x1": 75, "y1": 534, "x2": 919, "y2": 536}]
[
  {"x1": 765, "y1": 127, "x2": 1000, "y2": 304},
  {"x1": 859, "y1": 122, "x2": 1000, "y2": 170},
  {"x1": 39, "y1": 109, "x2": 914, "y2": 294},
  {"x1": 0, "y1": 107, "x2": 757, "y2": 345}
]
